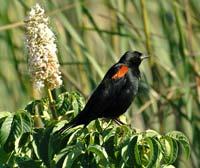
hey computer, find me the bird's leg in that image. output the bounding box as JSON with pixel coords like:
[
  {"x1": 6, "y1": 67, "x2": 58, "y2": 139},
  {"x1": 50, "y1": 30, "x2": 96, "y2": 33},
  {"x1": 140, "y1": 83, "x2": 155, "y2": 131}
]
[{"x1": 113, "y1": 118, "x2": 125, "y2": 125}]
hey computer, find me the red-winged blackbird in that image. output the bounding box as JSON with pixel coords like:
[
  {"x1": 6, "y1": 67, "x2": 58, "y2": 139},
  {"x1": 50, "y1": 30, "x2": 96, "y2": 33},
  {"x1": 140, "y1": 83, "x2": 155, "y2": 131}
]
[{"x1": 58, "y1": 51, "x2": 148, "y2": 133}]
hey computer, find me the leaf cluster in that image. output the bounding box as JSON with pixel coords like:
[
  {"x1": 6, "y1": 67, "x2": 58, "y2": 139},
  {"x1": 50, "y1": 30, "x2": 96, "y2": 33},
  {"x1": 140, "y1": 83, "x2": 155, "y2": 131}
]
[{"x1": 0, "y1": 92, "x2": 190, "y2": 168}]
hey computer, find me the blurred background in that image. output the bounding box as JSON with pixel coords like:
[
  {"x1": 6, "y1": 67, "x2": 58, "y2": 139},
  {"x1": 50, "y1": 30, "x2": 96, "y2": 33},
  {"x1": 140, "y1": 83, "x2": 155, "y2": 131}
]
[{"x1": 0, "y1": 0, "x2": 200, "y2": 167}]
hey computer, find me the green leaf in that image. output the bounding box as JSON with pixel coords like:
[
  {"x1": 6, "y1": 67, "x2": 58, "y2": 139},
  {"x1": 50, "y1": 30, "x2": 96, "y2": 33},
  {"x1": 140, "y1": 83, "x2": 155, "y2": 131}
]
[
  {"x1": 0, "y1": 113, "x2": 13, "y2": 147},
  {"x1": 103, "y1": 127, "x2": 116, "y2": 142},
  {"x1": 134, "y1": 138, "x2": 142, "y2": 166},
  {"x1": 166, "y1": 131, "x2": 190, "y2": 158},
  {"x1": 87, "y1": 144, "x2": 109, "y2": 165},
  {"x1": 68, "y1": 127, "x2": 85, "y2": 143},
  {"x1": 18, "y1": 132, "x2": 31, "y2": 148},
  {"x1": 0, "y1": 147, "x2": 11, "y2": 164},
  {"x1": 145, "y1": 129, "x2": 161, "y2": 138},
  {"x1": 16, "y1": 156, "x2": 42, "y2": 168},
  {"x1": 103, "y1": 128, "x2": 116, "y2": 162},
  {"x1": 0, "y1": 111, "x2": 11, "y2": 119},
  {"x1": 53, "y1": 142, "x2": 84, "y2": 167},
  {"x1": 3, "y1": 111, "x2": 33, "y2": 151},
  {"x1": 161, "y1": 165, "x2": 176, "y2": 168},
  {"x1": 160, "y1": 136, "x2": 178, "y2": 164},
  {"x1": 25, "y1": 99, "x2": 49, "y2": 118},
  {"x1": 53, "y1": 145, "x2": 75, "y2": 164},
  {"x1": 146, "y1": 138, "x2": 159, "y2": 168},
  {"x1": 127, "y1": 135, "x2": 140, "y2": 166},
  {"x1": 62, "y1": 148, "x2": 83, "y2": 168},
  {"x1": 33, "y1": 127, "x2": 54, "y2": 167},
  {"x1": 19, "y1": 111, "x2": 33, "y2": 133},
  {"x1": 56, "y1": 91, "x2": 85, "y2": 116}
]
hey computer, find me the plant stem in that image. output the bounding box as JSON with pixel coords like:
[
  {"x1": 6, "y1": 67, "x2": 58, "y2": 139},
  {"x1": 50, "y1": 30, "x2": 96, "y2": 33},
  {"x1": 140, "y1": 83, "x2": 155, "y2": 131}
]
[
  {"x1": 140, "y1": 0, "x2": 152, "y2": 65},
  {"x1": 34, "y1": 105, "x2": 44, "y2": 128},
  {"x1": 32, "y1": 87, "x2": 44, "y2": 128},
  {"x1": 47, "y1": 89, "x2": 58, "y2": 120}
]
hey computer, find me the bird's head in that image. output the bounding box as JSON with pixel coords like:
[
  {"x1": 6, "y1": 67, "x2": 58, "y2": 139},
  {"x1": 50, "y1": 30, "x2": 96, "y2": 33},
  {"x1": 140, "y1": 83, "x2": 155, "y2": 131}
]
[{"x1": 119, "y1": 51, "x2": 149, "y2": 67}]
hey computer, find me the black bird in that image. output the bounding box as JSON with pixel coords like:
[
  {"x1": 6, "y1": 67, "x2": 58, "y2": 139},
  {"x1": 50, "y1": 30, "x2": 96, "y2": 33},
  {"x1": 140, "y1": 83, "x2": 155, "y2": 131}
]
[{"x1": 57, "y1": 51, "x2": 148, "y2": 133}]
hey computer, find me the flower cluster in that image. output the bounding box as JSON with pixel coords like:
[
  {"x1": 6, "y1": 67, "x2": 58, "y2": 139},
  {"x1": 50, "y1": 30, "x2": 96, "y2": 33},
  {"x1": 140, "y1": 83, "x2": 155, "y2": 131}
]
[{"x1": 25, "y1": 3, "x2": 62, "y2": 90}]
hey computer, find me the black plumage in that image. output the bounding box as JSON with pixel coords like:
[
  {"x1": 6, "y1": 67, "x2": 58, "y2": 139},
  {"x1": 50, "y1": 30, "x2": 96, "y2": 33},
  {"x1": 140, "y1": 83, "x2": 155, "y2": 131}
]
[{"x1": 57, "y1": 51, "x2": 148, "y2": 133}]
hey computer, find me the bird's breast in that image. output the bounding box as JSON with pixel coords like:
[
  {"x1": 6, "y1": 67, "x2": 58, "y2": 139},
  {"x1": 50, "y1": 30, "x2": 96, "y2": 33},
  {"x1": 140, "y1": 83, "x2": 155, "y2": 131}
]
[{"x1": 127, "y1": 73, "x2": 139, "y2": 96}]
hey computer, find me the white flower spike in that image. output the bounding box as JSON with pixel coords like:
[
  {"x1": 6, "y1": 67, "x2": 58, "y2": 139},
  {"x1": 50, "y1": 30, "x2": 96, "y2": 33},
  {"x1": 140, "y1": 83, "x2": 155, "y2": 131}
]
[{"x1": 25, "y1": 3, "x2": 62, "y2": 90}]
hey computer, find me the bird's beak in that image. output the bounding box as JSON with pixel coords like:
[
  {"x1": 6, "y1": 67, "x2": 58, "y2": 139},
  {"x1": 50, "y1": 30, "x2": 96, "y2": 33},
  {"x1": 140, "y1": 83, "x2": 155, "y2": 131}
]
[{"x1": 140, "y1": 54, "x2": 149, "y2": 60}]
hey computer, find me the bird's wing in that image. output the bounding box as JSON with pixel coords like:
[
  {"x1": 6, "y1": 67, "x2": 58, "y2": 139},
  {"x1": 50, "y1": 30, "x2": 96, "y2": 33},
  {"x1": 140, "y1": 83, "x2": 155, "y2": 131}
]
[{"x1": 83, "y1": 63, "x2": 129, "y2": 118}]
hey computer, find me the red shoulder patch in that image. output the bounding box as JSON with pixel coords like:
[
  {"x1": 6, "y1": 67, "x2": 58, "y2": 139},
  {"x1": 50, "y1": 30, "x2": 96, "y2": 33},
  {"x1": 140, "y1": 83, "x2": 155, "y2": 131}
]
[{"x1": 112, "y1": 65, "x2": 129, "y2": 79}]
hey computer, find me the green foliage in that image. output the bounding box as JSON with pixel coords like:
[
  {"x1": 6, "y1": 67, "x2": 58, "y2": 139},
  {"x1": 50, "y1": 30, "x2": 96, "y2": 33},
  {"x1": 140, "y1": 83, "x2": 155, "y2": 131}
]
[{"x1": 0, "y1": 92, "x2": 190, "y2": 168}]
